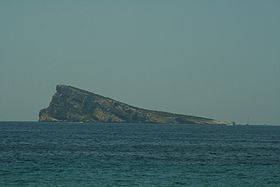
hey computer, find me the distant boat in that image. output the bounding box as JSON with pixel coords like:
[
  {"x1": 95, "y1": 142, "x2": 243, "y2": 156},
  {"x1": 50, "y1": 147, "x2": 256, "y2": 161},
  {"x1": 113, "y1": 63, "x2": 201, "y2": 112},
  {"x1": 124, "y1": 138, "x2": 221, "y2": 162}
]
[
  {"x1": 246, "y1": 117, "x2": 250, "y2": 126},
  {"x1": 227, "y1": 121, "x2": 236, "y2": 126}
]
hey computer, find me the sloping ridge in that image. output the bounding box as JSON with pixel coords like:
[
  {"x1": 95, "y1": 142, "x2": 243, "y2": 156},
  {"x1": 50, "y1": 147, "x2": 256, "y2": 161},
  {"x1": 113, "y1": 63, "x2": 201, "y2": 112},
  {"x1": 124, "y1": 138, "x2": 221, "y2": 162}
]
[{"x1": 39, "y1": 85, "x2": 227, "y2": 125}]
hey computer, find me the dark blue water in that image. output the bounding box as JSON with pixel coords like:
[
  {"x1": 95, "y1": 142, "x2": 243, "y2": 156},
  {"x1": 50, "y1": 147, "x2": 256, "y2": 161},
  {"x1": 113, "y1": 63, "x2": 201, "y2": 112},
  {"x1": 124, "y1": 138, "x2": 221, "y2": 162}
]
[{"x1": 0, "y1": 122, "x2": 280, "y2": 186}]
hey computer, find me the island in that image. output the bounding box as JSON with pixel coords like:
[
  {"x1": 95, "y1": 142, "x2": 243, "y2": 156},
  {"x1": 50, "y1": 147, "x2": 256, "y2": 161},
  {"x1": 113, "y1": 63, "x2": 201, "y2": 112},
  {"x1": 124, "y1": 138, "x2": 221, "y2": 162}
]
[{"x1": 39, "y1": 85, "x2": 227, "y2": 125}]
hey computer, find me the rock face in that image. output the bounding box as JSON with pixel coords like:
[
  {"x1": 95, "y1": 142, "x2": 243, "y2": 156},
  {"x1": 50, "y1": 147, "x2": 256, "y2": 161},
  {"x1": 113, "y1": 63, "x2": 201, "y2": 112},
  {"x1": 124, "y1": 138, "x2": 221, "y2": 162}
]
[{"x1": 39, "y1": 85, "x2": 226, "y2": 125}]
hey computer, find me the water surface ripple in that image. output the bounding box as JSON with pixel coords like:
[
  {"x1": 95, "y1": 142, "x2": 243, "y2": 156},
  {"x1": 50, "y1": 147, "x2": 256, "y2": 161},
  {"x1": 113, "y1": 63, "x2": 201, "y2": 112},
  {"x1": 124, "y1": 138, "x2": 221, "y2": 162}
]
[{"x1": 0, "y1": 122, "x2": 280, "y2": 186}]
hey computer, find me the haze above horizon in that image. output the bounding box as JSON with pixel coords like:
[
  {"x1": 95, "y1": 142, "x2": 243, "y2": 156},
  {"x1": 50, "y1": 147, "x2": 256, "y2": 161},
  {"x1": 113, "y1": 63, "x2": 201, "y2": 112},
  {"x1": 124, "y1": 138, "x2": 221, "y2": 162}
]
[{"x1": 0, "y1": 1, "x2": 279, "y2": 125}]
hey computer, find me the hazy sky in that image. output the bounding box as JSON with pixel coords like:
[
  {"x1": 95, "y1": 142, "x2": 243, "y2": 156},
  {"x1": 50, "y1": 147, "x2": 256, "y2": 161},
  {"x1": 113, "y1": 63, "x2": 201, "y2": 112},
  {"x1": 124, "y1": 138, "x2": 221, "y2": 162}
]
[{"x1": 0, "y1": 0, "x2": 279, "y2": 125}]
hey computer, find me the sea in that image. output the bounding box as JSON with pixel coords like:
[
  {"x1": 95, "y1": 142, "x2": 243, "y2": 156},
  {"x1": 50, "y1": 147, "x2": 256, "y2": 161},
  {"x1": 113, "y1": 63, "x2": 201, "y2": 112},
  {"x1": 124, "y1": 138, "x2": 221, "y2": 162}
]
[{"x1": 0, "y1": 122, "x2": 280, "y2": 187}]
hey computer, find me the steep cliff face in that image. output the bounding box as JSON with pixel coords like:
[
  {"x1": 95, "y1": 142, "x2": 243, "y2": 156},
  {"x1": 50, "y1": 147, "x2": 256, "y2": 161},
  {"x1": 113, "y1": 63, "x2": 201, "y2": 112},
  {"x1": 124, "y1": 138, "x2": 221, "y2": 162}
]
[{"x1": 39, "y1": 85, "x2": 227, "y2": 125}]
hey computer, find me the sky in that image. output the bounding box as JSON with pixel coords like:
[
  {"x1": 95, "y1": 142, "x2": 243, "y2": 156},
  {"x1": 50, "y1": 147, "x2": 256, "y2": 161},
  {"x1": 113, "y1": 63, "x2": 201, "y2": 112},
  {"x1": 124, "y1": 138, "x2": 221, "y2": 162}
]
[{"x1": 0, "y1": 0, "x2": 279, "y2": 125}]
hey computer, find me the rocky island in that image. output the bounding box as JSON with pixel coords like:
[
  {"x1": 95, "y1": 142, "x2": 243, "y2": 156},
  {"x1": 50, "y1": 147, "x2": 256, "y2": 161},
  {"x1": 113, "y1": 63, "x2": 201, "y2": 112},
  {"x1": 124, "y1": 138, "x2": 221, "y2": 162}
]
[{"x1": 39, "y1": 85, "x2": 227, "y2": 125}]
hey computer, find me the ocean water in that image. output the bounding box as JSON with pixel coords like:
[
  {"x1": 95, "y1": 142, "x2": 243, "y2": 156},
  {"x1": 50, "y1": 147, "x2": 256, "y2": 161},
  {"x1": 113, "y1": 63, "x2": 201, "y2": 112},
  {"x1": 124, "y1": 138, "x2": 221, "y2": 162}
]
[{"x1": 0, "y1": 122, "x2": 280, "y2": 187}]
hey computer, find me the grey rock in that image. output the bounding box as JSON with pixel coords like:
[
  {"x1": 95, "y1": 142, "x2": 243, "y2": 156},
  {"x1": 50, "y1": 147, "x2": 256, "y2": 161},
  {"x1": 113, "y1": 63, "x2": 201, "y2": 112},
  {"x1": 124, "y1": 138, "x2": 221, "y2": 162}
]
[{"x1": 39, "y1": 85, "x2": 227, "y2": 125}]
